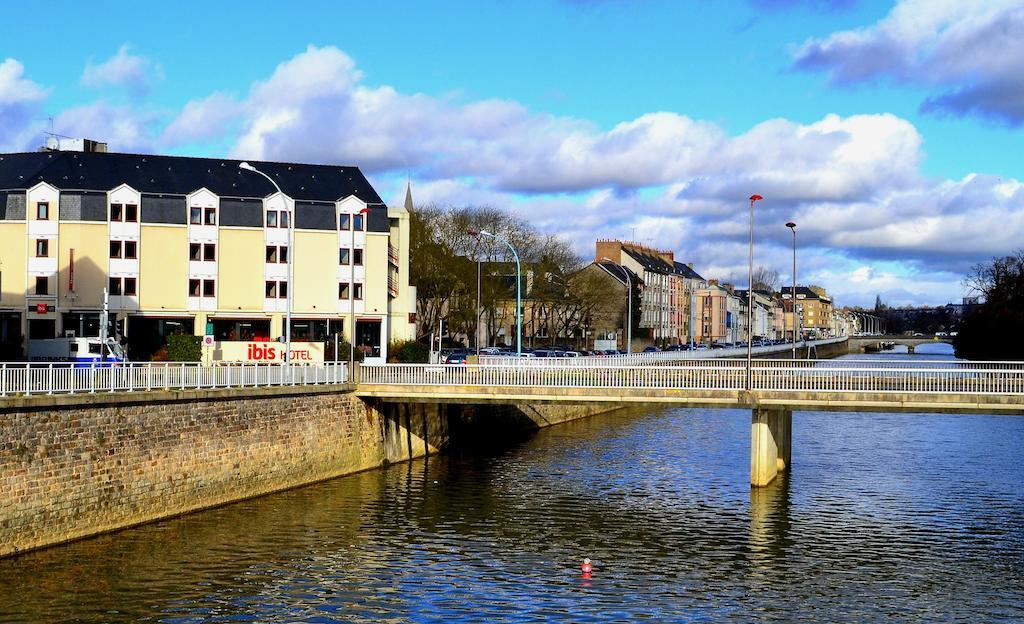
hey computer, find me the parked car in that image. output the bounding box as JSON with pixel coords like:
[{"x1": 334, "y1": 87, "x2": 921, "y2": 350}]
[
  {"x1": 643, "y1": 346, "x2": 660, "y2": 352},
  {"x1": 444, "y1": 350, "x2": 470, "y2": 364}
]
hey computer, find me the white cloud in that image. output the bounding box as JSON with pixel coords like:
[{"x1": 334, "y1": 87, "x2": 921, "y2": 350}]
[
  {"x1": 81, "y1": 44, "x2": 162, "y2": 95},
  {"x1": 0, "y1": 58, "x2": 48, "y2": 150},
  {"x1": 793, "y1": 0, "x2": 1024, "y2": 124},
  {"x1": 159, "y1": 92, "x2": 240, "y2": 146},
  {"x1": 53, "y1": 102, "x2": 161, "y2": 153}
]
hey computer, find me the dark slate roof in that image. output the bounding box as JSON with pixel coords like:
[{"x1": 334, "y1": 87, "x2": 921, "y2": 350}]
[
  {"x1": 0, "y1": 150, "x2": 385, "y2": 205},
  {"x1": 673, "y1": 261, "x2": 704, "y2": 281},
  {"x1": 621, "y1": 247, "x2": 703, "y2": 280},
  {"x1": 596, "y1": 261, "x2": 642, "y2": 287},
  {"x1": 781, "y1": 286, "x2": 829, "y2": 300}
]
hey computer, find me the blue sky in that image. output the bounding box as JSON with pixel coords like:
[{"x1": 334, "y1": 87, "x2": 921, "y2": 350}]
[{"x1": 2, "y1": 0, "x2": 1022, "y2": 307}]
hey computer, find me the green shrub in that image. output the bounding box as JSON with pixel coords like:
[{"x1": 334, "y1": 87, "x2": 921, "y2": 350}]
[
  {"x1": 389, "y1": 339, "x2": 430, "y2": 363},
  {"x1": 167, "y1": 334, "x2": 202, "y2": 362}
]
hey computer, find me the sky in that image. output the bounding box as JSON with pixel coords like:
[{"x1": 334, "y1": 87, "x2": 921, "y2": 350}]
[{"x1": 1, "y1": 0, "x2": 1022, "y2": 308}]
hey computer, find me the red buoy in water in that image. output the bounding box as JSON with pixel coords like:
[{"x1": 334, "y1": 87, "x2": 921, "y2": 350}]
[{"x1": 581, "y1": 558, "x2": 593, "y2": 575}]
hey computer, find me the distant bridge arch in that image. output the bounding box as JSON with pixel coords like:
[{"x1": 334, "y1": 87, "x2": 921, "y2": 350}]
[{"x1": 848, "y1": 335, "x2": 953, "y2": 354}]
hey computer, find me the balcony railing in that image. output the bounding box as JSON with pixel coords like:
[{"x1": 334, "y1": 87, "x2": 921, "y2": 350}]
[
  {"x1": 388, "y1": 244, "x2": 400, "y2": 267},
  {"x1": 0, "y1": 362, "x2": 348, "y2": 397},
  {"x1": 388, "y1": 275, "x2": 399, "y2": 298}
]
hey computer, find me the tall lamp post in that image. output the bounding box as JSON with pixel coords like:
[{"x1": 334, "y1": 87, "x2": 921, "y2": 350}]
[
  {"x1": 598, "y1": 257, "x2": 632, "y2": 354},
  {"x1": 786, "y1": 221, "x2": 797, "y2": 360},
  {"x1": 469, "y1": 229, "x2": 521, "y2": 355},
  {"x1": 747, "y1": 194, "x2": 763, "y2": 390},
  {"x1": 239, "y1": 162, "x2": 293, "y2": 364}
]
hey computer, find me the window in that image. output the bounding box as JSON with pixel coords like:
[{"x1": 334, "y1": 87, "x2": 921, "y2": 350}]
[
  {"x1": 265, "y1": 210, "x2": 290, "y2": 228},
  {"x1": 189, "y1": 243, "x2": 202, "y2": 261},
  {"x1": 279, "y1": 281, "x2": 288, "y2": 298},
  {"x1": 108, "y1": 277, "x2": 122, "y2": 295},
  {"x1": 189, "y1": 279, "x2": 216, "y2": 297},
  {"x1": 354, "y1": 283, "x2": 363, "y2": 300},
  {"x1": 110, "y1": 240, "x2": 122, "y2": 259},
  {"x1": 35, "y1": 276, "x2": 49, "y2": 295},
  {"x1": 124, "y1": 240, "x2": 137, "y2": 259},
  {"x1": 124, "y1": 277, "x2": 137, "y2": 296},
  {"x1": 203, "y1": 243, "x2": 216, "y2": 261},
  {"x1": 339, "y1": 214, "x2": 350, "y2": 230},
  {"x1": 339, "y1": 248, "x2": 350, "y2": 265},
  {"x1": 265, "y1": 245, "x2": 287, "y2": 263},
  {"x1": 125, "y1": 204, "x2": 138, "y2": 222},
  {"x1": 339, "y1": 282, "x2": 350, "y2": 299},
  {"x1": 353, "y1": 248, "x2": 364, "y2": 266},
  {"x1": 204, "y1": 207, "x2": 216, "y2": 225},
  {"x1": 353, "y1": 214, "x2": 364, "y2": 231},
  {"x1": 263, "y1": 280, "x2": 288, "y2": 298},
  {"x1": 190, "y1": 207, "x2": 202, "y2": 225},
  {"x1": 36, "y1": 202, "x2": 49, "y2": 220},
  {"x1": 35, "y1": 239, "x2": 48, "y2": 257},
  {"x1": 110, "y1": 203, "x2": 123, "y2": 221},
  {"x1": 265, "y1": 281, "x2": 277, "y2": 298}
]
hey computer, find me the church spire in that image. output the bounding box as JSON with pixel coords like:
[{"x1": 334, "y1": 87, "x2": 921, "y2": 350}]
[{"x1": 404, "y1": 180, "x2": 414, "y2": 212}]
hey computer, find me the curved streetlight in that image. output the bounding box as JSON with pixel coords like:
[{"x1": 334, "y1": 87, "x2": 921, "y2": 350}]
[
  {"x1": 598, "y1": 257, "x2": 632, "y2": 354},
  {"x1": 469, "y1": 228, "x2": 521, "y2": 356},
  {"x1": 239, "y1": 162, "x2": 294, "y2": 364},
  {"x1": 747, "y1": 194, "x2": 763, "y2": 390},
  {"x1": 786, "y1": 221, "x2": 797, "y2": 360}
]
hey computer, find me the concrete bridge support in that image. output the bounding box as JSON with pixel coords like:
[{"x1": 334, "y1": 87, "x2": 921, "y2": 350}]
[{"x1": 751, "y1": 408, "x2": 792, "y2": 487}]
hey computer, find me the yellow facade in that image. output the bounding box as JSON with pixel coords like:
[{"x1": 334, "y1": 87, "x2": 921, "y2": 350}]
[
  {"x1": 0, "y1": 223, "x2": 26, "y2": 308},
  {"x1": 363, "y1": 233, "x2": 390, "y2": 317},
  {"x1": 58, "y1": 223, "x2": 107, "y2": 310},
  {"x1": 218, "y1": 229, "x2": 264, "y2": 311},
  {"x1": 292, "y1": 230, "x2": 338, "y2": 313},
  {"x1": 139, "y1": 226, "x2": 188, "y2": 311}
]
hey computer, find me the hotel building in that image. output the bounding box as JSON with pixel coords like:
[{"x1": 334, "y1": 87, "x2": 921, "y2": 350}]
[{"x1": 0, "y1": 147, "x2": 416, "y2": 363}]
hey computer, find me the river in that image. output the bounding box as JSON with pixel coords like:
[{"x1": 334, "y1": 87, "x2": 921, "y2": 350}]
[{"x1": 1, "y1": 346, "x2": 1022, "y2": 622}]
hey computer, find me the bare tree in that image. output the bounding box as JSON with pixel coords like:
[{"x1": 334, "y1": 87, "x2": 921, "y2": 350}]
[{"x1": 752, "y1": 266, "x2": 779, "y2": 292}]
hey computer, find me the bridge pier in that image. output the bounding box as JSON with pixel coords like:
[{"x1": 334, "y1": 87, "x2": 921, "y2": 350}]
[{"x1": 751, "y1": 408, "x2": 792, "y2": 487}]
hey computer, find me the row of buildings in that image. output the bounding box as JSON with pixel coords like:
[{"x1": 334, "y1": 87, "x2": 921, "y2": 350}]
[
  {"x1": 465, "y1": 239, "x2": 860, "y2": 351},
  {"x1": 0, "y1": 145, "x2": 417, "y2": 363}
]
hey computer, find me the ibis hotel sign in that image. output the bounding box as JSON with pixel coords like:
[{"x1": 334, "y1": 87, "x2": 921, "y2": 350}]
[{"x1": 203, "y1": 341, "x2": 325, "y2": 364}]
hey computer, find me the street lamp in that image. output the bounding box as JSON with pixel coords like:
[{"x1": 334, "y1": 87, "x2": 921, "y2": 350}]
[
  {"x1": 598, "y1": 257, "x2": 632, "y2": 354},
  {"x1": 469, "y1": 228, "x2": 521, "y2": 356},
  {"x1": 747, "y1": 194, "x2": 763, "y2": 390},
  {"x1": 239, "y1": 161, "x2": 294, "y2": 364},
  {"x1": 786, "y1": 221, "x2": 797, "y2": 360}
]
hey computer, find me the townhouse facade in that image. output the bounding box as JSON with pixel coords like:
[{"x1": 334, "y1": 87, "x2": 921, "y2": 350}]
[
  {"x1": 0, "y1": 148, "x2": 415, "y2": 362},
  {"x1": 781, "y1": 285, "x2": 835, "y2": 338},
  {"x1": 595, "y1": 240, "x2": 705, "y2": 345}
]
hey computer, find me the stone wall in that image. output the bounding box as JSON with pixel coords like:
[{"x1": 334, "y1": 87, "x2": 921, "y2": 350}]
[
  {"x1": 0, "y1": 386, "x2": 392, "y2": 558},
  {"x1": 1, "y1": 387, "x2": 617, "y2": 558}
]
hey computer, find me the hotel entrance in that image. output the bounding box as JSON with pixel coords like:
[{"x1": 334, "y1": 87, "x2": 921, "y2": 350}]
[{"x1": 355, "y1": 318, "x2": 383, "y2": 362}]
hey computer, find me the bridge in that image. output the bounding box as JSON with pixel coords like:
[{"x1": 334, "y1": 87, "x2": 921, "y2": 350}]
[
  {"x1": 2, "y1": 357, "x2": 1021, "y2": 488},
  {"x1": 848, "y1": 334, "x2": 953, "y2": 353}
]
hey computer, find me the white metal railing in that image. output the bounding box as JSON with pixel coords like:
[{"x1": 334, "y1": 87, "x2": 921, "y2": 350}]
[
  {"x1": 478, "y1": 337, "x2": 849, "y2": 367},
  {"x1": 360, "y1": 360, "x2": 1024, "y2": 395},
  {"x1": 0, "y1": 362, "x2": 349, "y2": 397}
]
